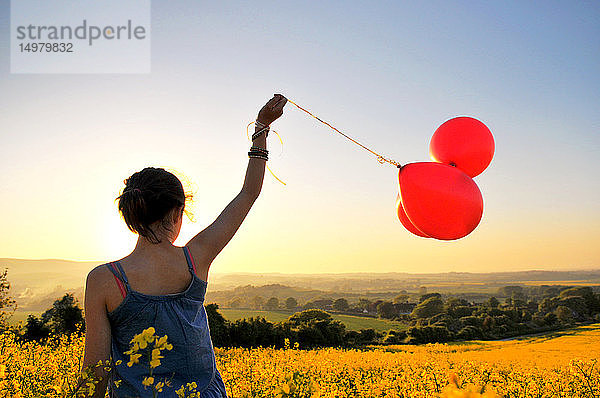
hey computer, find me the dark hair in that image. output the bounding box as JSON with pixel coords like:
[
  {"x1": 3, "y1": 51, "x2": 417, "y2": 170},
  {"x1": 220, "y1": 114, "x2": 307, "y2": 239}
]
[{"x1": 117, "y1": 167, "x2": 191, "y2": 243}]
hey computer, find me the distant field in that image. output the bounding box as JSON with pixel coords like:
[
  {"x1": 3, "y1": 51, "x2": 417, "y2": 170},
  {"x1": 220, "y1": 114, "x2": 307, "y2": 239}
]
[
  {"x1": 219, "y1": 308, "x2": 407, "y2": 332},
  {"x1": 10, "y1": 309, "x2": 407, "y2": 332},
  {"x1": 8, "y1": 311, "x2": 43, "y2": 324},
  {"x1": 519, "y1": 280, "x2": 600, "y2": 286}
]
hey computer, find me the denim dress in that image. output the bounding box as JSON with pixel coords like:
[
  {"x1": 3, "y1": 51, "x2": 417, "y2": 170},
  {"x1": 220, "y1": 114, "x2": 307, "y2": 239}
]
[{"x1": 105, "y1": 247, "x2": 227, "y2": 397}]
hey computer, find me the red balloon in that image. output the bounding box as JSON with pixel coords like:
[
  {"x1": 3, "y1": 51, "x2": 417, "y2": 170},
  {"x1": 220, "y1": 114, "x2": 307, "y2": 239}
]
[
  {"x1": 396, "y1": 194, "x2": 430, "y2": 238},
  {"x1": 429, "y1": 116, "x2": 494, "y2": 178},
  {"x1": 398, "y1": 162, "x2": 483, "y2": 240}
]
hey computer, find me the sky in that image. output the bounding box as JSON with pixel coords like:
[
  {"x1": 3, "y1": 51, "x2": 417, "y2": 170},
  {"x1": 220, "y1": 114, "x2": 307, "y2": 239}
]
[{"x1": 0, "y1": 1, "x2": 599, "y2": 274}]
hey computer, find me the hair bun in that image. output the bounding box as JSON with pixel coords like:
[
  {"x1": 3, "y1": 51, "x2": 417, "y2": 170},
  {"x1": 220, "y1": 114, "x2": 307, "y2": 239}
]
[
  {"x1": 124, "y1": 187, "x2": 143, "y2": 195},
  {"x1": 118, "y1": 167, "x2": 187, "y2": 244}
]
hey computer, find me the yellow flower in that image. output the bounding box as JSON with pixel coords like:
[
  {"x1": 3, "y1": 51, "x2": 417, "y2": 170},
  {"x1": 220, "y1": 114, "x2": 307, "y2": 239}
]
[
  {"x1": 148, "y1": 347, "x2": 164, "y2": 369},
  {"x1": 152, "y1": 348, "x2": 163, "y2": 359},
  {"x1": 45, "y1": 385, "x2": 62, "y2": 394},
  {"x1": 155, "y1": 335, "x2": 173, "y2": 351},
  {"x1": 142, "y1": 376, "x2": 154, "y2": 387},
  {"x1": 124, "y1": 342, "x2": 139, "y2": 355},
  {"x1": 138, "y1": 339, "x2": 149, "y2": 350},
  {"x1": 2, "y1": 323, "x2": 600, "y2": 398},
  {"x1": 155, "y1": 381, "x2": 165, "y2": 392},
  {"x1": 85, "y1": 381, "x2": 96, "y2": 396},
  {"x1": 141, "y1": 327, "x2": 156, "y2": 341},
  {"x1": 131, "y1": 327, "x2": 156, "y2": 349},
  {"x1": 155, "y1": 335, "x2": 167, "y2": 348},
  {"x1": 127, "y1": 353, "x2": 142, "y2": 367}
]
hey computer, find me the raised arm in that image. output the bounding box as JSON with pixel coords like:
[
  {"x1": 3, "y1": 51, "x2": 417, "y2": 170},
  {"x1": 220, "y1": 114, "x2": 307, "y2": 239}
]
[{"x1": 187, "y1": 94, "x2": 287, "y2": 276}]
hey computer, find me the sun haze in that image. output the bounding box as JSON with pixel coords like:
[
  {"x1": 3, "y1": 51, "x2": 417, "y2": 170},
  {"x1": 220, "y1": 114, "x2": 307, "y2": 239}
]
[{"x1": 0, "y1": 2, "x2": 598, "y2": 274}]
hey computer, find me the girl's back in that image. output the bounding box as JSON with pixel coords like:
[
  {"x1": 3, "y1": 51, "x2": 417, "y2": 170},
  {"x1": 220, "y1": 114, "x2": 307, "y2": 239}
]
[{"x1": 104, "y1": 246, "x2": 226, "y2": 397}]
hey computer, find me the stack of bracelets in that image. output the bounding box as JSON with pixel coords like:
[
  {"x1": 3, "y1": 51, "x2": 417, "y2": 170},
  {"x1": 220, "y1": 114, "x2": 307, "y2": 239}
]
[{"x1": 248, "y1": 120, "x2": 270, "y2": 161}]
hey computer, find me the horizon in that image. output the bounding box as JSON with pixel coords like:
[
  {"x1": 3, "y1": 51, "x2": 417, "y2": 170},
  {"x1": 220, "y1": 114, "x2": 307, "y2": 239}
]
[{"x1": 2, "y1": 256, "x2": 598, "y2": 277}]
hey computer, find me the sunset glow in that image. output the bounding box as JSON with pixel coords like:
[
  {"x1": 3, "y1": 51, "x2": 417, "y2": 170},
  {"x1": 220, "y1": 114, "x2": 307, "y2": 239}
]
[{"x1": 0, "y1": 2, "x2": 598, "y2": 274}]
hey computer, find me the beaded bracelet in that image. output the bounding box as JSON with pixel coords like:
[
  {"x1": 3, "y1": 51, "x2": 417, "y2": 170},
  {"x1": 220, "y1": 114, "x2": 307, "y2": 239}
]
[
  {"x1": 248, "y1": 148, "x2": 268, "y2": 156},
  {"x1": 248, "y1": 151, "x2": 268, "y2": 161},
  {"x1": 250, "y1": 146, "x2": 268, "y2": 156},
  {"x1": 252, "y1": 120, "x2": 270, "y2": 140},
  {"x1": 252, "y1": 126, "x2": 269, "y2": 141}
]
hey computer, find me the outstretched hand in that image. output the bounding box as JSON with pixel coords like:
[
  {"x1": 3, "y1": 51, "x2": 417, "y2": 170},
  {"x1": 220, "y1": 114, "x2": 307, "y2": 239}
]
[{"x1": 257, "y1": 94, "x2": 287, "y2": 126}]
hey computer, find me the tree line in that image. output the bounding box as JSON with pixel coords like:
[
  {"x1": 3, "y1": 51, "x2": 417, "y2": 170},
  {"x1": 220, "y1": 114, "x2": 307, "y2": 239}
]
[
  {"x1": 226, "y1": 294, "x2": 417, "y2": 316},
  {"x1": 2, "y1": 269, "x2": 599, "y2": 348},
  {"x1": 208, "y1": 285, "x2": 600, "y2": 347},
  {"x1": 405, "y1": 285, "x2": 600, "y2": 343}
]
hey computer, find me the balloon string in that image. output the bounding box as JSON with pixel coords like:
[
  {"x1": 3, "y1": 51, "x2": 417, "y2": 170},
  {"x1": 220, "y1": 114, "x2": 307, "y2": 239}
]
[
  {"x1": 246, "y1": 97, "x2": 402, "y2": 186},
  {"x1": 286, "y1": 99, "x2": 402, "y2": 168}
]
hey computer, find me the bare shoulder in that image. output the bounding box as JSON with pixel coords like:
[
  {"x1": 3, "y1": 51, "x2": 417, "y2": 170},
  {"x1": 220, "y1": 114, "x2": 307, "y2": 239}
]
[
  {"x1": 184, "y1": 240, "x2": 213, "y2": 280},
  {"x1": 85, "y1": 264, "x2": 115, "y2": 298},
  {"x1": 87, "y1": 263, "x2": 112, "y2": 283}
]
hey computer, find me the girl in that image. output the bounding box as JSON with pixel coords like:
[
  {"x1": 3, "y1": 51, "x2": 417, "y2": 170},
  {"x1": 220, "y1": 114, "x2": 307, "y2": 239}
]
[{"x1": 81, "y1": 94, "x2": 287, "y2": 397}]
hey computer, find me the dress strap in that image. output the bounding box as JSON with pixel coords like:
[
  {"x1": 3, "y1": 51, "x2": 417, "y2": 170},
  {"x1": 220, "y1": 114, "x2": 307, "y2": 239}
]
[
  {"x1": 113, "y1": 261, "x2": 130, "y2": 285},
  {"x1": 182, "y1": 246, "x2": 197, "y2": 275},
  {"x1": 106, "y1": 262, "x2": 128, "y2": 299}
]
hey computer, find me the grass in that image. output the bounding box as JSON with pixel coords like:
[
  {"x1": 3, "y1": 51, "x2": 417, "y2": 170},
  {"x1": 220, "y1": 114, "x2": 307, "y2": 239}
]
[
  {"x1": 9, "y1": 308, "x2": 408, "y2": 333},
  {"x1": 219, "y1": 308, "x2": 407, "y2": 332}
]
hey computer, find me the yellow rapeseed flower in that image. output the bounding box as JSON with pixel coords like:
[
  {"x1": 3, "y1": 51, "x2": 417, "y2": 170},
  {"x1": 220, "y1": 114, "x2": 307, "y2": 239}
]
[
  {"x1": 150, "y1": 348, "x2": 164, "y2": 369},
  {"x1": 155, "y1": 381, "x2": 165, "y2": 392},
  {"x1": 155, "y1": 335, "x2": 173, "y2": 351},
  {"x1": 124, "y1": 342, "x2": 139, "y2": 355},
  {"x1": 2, "y1": 324, "x2": 600, "y2": 397},
  {"x1": 131, "y1": 327, "x2": 156, "y2": 349},
  {"x1": 85, "y1": 381, "x2": 96, "y2": 396},
  {"x1": 127, "y1": 353, "x2": 142, "y2": 367},
  {"x1": 142, "y1": 376, "x2": 154, "y2": 387}
]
